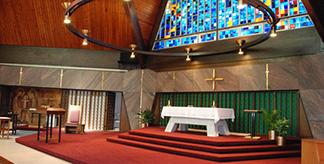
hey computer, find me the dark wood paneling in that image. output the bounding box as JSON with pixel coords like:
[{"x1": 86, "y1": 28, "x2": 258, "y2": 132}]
[
  {"x1": 133, "y1": 0, "x2": 161, "y2": 46},
  {"x1": 0, "y1": 0, "x2": 137, "y2": 50},
  {"x1": 302, "y1": 0, "x2": 324, "y2": 41}
]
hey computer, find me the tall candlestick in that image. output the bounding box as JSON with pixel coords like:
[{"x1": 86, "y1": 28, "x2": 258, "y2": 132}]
[
  {"x1": 167, "y1": 100, "x2": 171, "y2": 106},
  {"x1": 212, "y1": 101, "x2": 215, "y2": 107}
]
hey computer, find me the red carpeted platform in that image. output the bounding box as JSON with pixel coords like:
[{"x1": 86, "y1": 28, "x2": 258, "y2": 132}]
[
  {"x1": 16, "y1": 127, "x2": 301, "y2": 164},
  {"x1": 107, "y1": 127, "x2": 301, "y2": 162},
  {"x1": 0, "y1": 156, "x2": 13, "y2": 164}
]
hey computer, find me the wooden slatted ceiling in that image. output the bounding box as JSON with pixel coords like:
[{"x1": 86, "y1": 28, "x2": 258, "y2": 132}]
[
  {"x1": 133, "y1": 0, "x2": 162, "y2": 46},
  {"x1": 0, "y1": 0, "x2": 162, "y2": 50}
]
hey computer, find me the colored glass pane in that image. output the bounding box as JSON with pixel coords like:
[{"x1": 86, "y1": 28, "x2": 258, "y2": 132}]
[
  {"x1": 276, "y1": 19, "x2": 289, "y2": 31},
  {"x1": 219, "y1": 29, "x2": 239, "y2": 39},
  {"x1": 153, "y1": 41, "x2": 165, "y2": 50},
  {"x1": 154, "y1": 0, "x2": 313, "y2": 50},
  {"x1": 200, "y1": 32, "x2": 217, "y2": 42},
  {"x1": 182, "y1": 35, "x2": 198, "y2": 45},
  {"x1": 165, "y1": 39, "x2": 180, "y2": 48},
  {"x1": 290, "y1": 16, "x2": 314, "y2": 29},
  {"x1": 240, "y1": 24, "x2": 263, "y2": 36}
]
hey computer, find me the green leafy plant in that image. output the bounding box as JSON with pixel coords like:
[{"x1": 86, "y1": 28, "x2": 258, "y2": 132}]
[
  {"x1": 274, "y1": 117, "x2": 289, "y2": 137},
  {"x1": 262, "y1": 109, "x2": 279, "y2": 130},
  {"x1": 137, "y1": 110, "x2": 154, "y2": 125}
]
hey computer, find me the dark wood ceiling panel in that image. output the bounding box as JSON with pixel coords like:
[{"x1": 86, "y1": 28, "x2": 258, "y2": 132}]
[
  {"x1": 133, "y1": 0, "x2": 162, "y2": 46},
  {"x1": 0, "y1": 0, "x2": 136, "y2": 50},
  {"x1": 302, "y1": 0, "x2": 324, "y2": 41}
]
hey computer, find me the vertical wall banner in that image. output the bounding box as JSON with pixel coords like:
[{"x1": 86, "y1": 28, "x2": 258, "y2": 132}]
[{"x1": 63, "y1": 89, "x2": 112, "y2": 131}]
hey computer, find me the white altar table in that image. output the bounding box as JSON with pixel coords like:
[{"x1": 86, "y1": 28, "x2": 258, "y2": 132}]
[{"x1": 161, "y1": 106, "x2": 235, "y2": 137}]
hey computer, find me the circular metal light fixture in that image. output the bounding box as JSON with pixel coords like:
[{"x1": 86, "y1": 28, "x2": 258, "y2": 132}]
[{"x1": 64, "y1": 0, "x2": 279, "y2": 57}]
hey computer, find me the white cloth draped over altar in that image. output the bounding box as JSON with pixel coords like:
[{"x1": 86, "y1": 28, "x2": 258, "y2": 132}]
[{"x1": 161, "y1": 106, "x2": 235, "y2": 137}]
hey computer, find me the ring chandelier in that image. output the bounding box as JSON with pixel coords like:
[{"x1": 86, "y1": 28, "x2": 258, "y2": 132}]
[{"x1": 63, "y1": 0, "x2": 279, "y2": 59}]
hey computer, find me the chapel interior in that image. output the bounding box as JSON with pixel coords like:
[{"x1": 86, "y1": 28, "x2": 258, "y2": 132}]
[{"x1": 0, "y1": 0, "x2": 323, "y2": 163}]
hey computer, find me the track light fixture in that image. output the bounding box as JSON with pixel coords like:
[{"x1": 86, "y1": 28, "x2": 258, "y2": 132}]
[
  {"x1": 81, "y1": 29, "x2": 89, "y2": 46},
  {"x1": 270, "y1": 28, "x2": 277, "y2": 38},
  {"x1": 63, "y1": 15, "x2": 71, "y2": 24},
  {"x1": 63, "y1": 0, "x2": 279, "y2": 58},
  {"x1": 61, "y1": 2, "x2": 71, "y2": 9},
  {"x1": 236, "y1": 40, "x2": 246, "y2": 55},
  {"x1": 130, "y1": 44, "x2": 137, "y2": 59},
  {"x1": 185, "y1": 47, "x2": 191, "y2": 62}
]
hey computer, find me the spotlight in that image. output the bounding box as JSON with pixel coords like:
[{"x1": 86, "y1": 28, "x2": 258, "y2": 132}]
[
  {"x1": 238, "y1": 48, "x2": 244, "y2": 55},
  {"x1": 270, "y1": 28, "x2": 277, "y2": 38},
  {"x1": 185, "y1": 47, "x2": 191, "y2": 62},
  {"x1": 61, "y1": 2, "x2": 71, "y2": 9},
  {"x1": 64, "y1": 15, "x2": 71, "y2": 24},
  {"x1": 236, "y1": 40, "x2": 246, "y2": 55},
  {"x1": 82, "y1": 39, "x2": 88, "y2": 46},
  {"x1": 186, "y1": 55, "x2": 191, "y2": 62},
  {"x1": 81, "y1": 29, "x2": 89, "y2": 46},
  {"x1": 130, "y1": 44, "x2": 137, "y2": 59}
]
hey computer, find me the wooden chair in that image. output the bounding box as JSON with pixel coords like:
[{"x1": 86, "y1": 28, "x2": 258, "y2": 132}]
[{"x1": 64, "y1": 105, "x2": 85, "y2": 134}]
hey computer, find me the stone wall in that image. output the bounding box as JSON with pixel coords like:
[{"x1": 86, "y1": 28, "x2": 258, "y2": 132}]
[
  {"x1": 155, "y1": 53, "x2": 324, "y2": 139},
  {"x1": 0, "y1": 51, "x2": 323, "y2": 138}
]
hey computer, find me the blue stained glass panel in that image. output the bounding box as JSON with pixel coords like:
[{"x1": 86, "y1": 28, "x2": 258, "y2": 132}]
[
  {"x1": 181, "y1": 0, "x2": 187, "y2": 35},
  {"x1": 218, "y1": 0, "x2": 225, "y2": 28},
  {"x1": 264, "y1": 23, "x2": 271, "y2": 33},
  {"x1": 240, "y1": 24, "x2": 263, "y2": 36},
  {"x1": 211, "y1": 0, "x2": 217, "y2": 29},
  {"x1": 165, "y1": 39, "x2": 181, "y2": 48},
  {"x1": 289, "y1": 16, "x2": 314, "y2": 29},
  {"x1": 298, "y1": 0, "x2": 307, "y2": 14},
  {"x1": 200, "y1": 32, "x2": 217, "y2": 42},
  {"x1": 219, "y1": 29, "x2": 239, "y2": 39},
  {"x1": 232, "y1": 0, "x2": 239, "y2": 26},
  {"x1": 247, "y1": 5, "x2": 255, "y2": 23},
  {"x1": 182, "y1": 35, "x2": 198, "y2": 45},
  {"x1": 153, "y1": 41, "x2": 165, "y2": 50},
  {"x1": 239, "y1": 7, "x2": 247, "y2": 24},
  {"x1": 153, "y1": 0, "x2": 313, "y2": 50}
]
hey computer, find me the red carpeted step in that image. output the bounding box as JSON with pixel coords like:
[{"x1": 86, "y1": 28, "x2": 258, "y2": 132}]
[
  {"x1": 129, "y1": 129, "x2": 300, "y2": 146},
  {"x1": 118, "y1": 133, "x2": 301, "y2": 154},
  {"x1": 107, "y1": 136, "x2": 300, "y2": 162}
]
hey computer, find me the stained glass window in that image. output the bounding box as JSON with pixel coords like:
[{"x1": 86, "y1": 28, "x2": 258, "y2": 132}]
[{"x1": 153, "y1": 0, "x2": 314, "y2": 50}]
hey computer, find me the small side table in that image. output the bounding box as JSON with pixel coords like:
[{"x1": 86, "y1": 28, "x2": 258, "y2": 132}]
[
  {"x1": 0, "y1": 117, "x2": 11, "y2": 139},
  {"x1": 45, "y1": 108, "x2": 66, "y2": 143},
  {"x1": 244, "y1": 109, "x2": 262, "y2": 139}
]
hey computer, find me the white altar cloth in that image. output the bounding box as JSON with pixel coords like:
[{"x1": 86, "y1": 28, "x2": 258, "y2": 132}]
[{"x1": 161, "y1": 106, "x2": 235, "y2": 137}]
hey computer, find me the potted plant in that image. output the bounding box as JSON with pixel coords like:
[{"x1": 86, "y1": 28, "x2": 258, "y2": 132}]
[
  {"x1": 262, "y1": 109, "x2": 279, "y2": 140},
  {"x1": 274, "y1": 117, "x2": 289, "y2": 146},
  {"x1": 137, "y1": 109, "x2": 153, "y2": 128}
]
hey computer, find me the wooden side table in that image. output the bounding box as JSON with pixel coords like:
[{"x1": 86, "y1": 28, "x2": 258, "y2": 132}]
[
  {"x1": 45, "y1": 108, "x2": 66, "y2": 143},
  {"x1": 0, "y1": 117, "x2": 11, "y2": 139},
  {"x1": 244, "y1": 109, "x2": 262, "y2": 139}
]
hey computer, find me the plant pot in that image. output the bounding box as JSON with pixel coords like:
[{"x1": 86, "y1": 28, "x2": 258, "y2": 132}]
[
  {"x1": 268, "y1": 130, "x2": 275, "y2": 140},
  {"x1": 276, "y1": 136, "x2": 285, "y2": 146}
]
